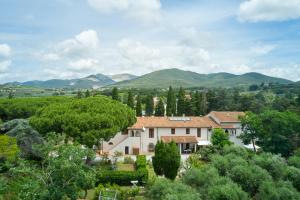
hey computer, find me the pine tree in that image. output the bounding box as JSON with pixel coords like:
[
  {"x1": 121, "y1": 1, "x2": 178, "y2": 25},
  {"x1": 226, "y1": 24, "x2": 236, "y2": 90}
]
[
  {"x1": 166, "y1": 86, "x2": 176, "y2": 116},
  {"x1": 136, "y1": 94, "x2": 142, "y2": 116},
  {"x1": 177, "y1": 87, "x2": 185, "y2": 116},
  {"x1": 112, "y1": 87, "x2": 119, "y2": 101},
  {"x1": 200, "y1": 92, "x2": 208, "y2": 115},
  {"x1": 185, "y1": 98, "x2": 194, "y2": 116},
  {"x1": 145, "y1": 94, "x2": 154, "y2": 116},
  {"x1": 127, "y1": 90, "x2": 135, "y2": 109},
  {"x1": 155, "y1": 98, "x2": 165, "y2": 116},
  {"x1": 85, "y1": 90, "x2": 90, "y2": 98}
]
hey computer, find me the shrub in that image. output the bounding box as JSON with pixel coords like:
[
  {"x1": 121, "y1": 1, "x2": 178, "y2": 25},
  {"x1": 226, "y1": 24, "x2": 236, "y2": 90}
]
[
  {"x1": 288, "y1": 155, "x2": 300, "y2": 168},
  {"x1": 96, "y1": 169, "x2": 148, "y2": 186},
  {"x1": 146, "y1": 178, "x2": 200, "y2": 200},
  {"x1": 123, "y1": 156, "x2": 134, "y2": 164},
  {"x1": 136, "y1": 155, "x2": 147, "y2": 169},
  {"x1": 228, "y1": 164, "x2": 272, "y2": 197},
  {"x1": 284, "y1": 166, "x2": 300, "y2": 191}
]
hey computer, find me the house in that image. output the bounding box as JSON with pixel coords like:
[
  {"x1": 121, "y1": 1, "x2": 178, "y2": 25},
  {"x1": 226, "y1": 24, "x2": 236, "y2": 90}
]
[
  {"x1": 102, "y1": 111, "x2": 245, "y2": 155},
  {"x1": 207, "y1": 111, "x2": 245, "y2": 146}
]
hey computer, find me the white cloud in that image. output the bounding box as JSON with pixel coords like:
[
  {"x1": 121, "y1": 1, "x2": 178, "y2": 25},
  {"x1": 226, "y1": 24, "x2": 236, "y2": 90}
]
[
  {"x1": 41, "y1": 53, "x2": 61, "y2": 61},
  {"x1": 238, "y1": 0, "x2": 300, "y2": 22},
  {"x1": 68, "y1": 58, "x2": 99, "y2": 71},
  {"x1": 55, "y1": 29, "x2": 100, "y2": 57},
  {"x1": 88, "y1": 0, "x2": 161, "y2": 23},
  {"x1": 0, "y1": 44, "x2": 11, "y2": 57},
  {"x1": 0, "y1": 60, "x2": 12, "y2": 73},
  {"x1": 250, "y1": 44, "x2": 276, "y2": 55}
]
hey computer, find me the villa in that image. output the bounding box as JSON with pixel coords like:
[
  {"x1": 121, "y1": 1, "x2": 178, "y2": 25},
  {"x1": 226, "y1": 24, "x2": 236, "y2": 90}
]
[{"x1": 102, "y1": 111, "x2": 245, "y2": 155}]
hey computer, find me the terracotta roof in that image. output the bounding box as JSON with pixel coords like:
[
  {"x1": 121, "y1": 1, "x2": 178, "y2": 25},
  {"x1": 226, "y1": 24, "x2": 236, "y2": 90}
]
[
  {"x1": 161, "y1": 136, "x2": 198, "y2": 144},
  {"x1": 128, "y1": 116, "x2": 220, "y2": 129},
  {"x1": 221, "y1": 125, "x2": 235, "y2": 129},
  {"x1": 209, "y1": 111, "x2": 245, "y2": 123}
]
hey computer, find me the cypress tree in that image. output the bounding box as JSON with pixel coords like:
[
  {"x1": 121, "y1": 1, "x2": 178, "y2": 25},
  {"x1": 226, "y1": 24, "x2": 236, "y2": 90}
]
[
  {"x1": 112, "y1": 87, "x2": 119, "y2": 101},
  {"x1": 77, "y1": 90, "x2": 82, "y2": 99},
  {"x1": 163, "y1": 141, "x2": 181, "y2": 180},
  {"x1": 177, "y1": 87, "x2": 185, "y2": 116},
  {"x1": 166, "y1": 86, "x2": 176, "y2": 116},
  {"x1": 136, "y1": 94, "x2": 142, "y2": 116},
  {"x1": 145, "y1": 94, "x2": 154, "y2": 116},
  {"x1": 200, "y1": 92, "x2": 208, "y2": 115},
  {"x1": 155, "y1": 98, "x2": 165, "y2": 116},
  {"x1": 127, "y1": 90, "x2": 135, "y2": 109},
  {"x1": 152, "y1": 141, "x2": 165, "y2": 176}
]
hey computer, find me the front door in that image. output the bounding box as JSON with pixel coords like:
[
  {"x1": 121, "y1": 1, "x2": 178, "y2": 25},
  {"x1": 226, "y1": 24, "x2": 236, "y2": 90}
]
[{"x1": 125, "y1": 146, "x2": 129, "y2": 155}]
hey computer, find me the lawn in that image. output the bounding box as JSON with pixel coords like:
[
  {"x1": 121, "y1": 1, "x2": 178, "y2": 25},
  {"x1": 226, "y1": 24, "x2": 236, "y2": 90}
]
[{"x1": 116, "y1": 163, "x2": 135, "y2": 171}]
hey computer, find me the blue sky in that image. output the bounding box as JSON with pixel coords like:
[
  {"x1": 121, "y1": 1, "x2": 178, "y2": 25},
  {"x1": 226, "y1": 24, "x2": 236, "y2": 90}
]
[{"x1": 0, "y1": 0, "x2": 300, "y2": 83}]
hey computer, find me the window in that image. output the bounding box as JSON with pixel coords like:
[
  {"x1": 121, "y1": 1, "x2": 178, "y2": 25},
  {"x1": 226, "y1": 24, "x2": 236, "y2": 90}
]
[
  {"x1": 171, "y1": 128, "x2": 175, "y2": 135},
  {"x1": 197, "y1": 128, "x2": 201, "y2": 137},
  {"x1": 148, "y1": 143, "x2": 155, "y2": 152},
  {"x1": 130, "y1": 131, "x2": 135, "y2": 137},
  {"x1": 149, "y1": 128, "x2": 154, "y2": 138},
  {"x1": 186, "y1": 128, "x2": 190, "y2": 134}
]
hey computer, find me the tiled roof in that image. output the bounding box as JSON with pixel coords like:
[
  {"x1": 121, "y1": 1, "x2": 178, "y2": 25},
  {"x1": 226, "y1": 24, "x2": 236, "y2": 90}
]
[
  {"x1": 128, "y1": 116, "x2": 220, "y2": 129},
  {"x1": 161, "y1": 136, "x2": 198, "y2": 143},
  {"x1": 209, "y1": 111, "x2": 245, "y2": 123}
]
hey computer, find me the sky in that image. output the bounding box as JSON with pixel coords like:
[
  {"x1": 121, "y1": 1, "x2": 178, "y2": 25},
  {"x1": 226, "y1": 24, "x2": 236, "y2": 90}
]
[{"x1": 0, "y1": 0, "x2": 300, "y2": 83}]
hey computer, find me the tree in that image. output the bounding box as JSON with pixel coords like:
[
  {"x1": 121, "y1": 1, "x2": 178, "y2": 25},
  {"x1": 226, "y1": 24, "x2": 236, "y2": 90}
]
[
  {"x1": 163, "y1": 141, "x2": 181, "y2": 180},
  {"x1": 211, "y1": 128, "x2": 231, "y2": 147},
  {"x1": 155, "y1": 98, "x2": 165, "y2": 116},
  {"x1": 8, "y1": 90, "x2": 14, "y2": 99},
  {"x1": 177, "y1": 87, "x2": 185, "y2": 116},
  {"x1": 135, "y1": 94, "x2": 142, "y2": 116},
  {"x1": 241, "y1": 111, "x2": 300, "y2": 157},
  {"x1": 166, "y1": 86, "x2": 176, "y2": 116},
  {"x1": 85, "y1": 90, "x2": 90, "y2": 97},
  {"x1": 152, "y1": 141, "x2": 180, "y2": 180},
  {"x1": 127, "y1": 90, "x2": 134, "y2": 109},
  {"x1": 145, "y1": 94, "x2": 154, "y2": 116},
  {"x1": 112, "y1": 87, "x2": 119, "y2": 101},
  {"x1": 77, "y1": 90, "x2": 83, "y2": 98},
  {"x1": 152, "y1": 141, "x2": 165, "y2": 176},
  {"x1": 30, "y1": 96, "x2": 136, "y2": 148}
]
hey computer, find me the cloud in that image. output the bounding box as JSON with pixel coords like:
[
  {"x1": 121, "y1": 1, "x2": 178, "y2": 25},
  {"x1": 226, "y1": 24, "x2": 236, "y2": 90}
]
[
  {"x1": 250, "y1": 44, "x2": 276, "y2": 55},
  {"x1": 238, "y1": 0, "x2": 300, "y2": 22},
  {"x1": 0, "y1": 44, "x2": 12, "y2": 57},
  {"x1": 0, "y1": 60, "x2": 12, "y2": 73},
  {"x1": 68, "y1": 58, "x2": 99, "y2": 71},
  {"x1": 55, "y1": 29, "x2": 100, "y2": 57},
  {"x1": 88, "y1": 0, "x2": 161, "y2": 23}
]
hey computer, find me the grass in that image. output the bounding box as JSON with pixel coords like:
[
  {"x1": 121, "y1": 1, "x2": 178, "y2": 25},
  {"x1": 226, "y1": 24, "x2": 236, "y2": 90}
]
[{"x1": 117, "y1": 163, "x2": 135, "y2": 171}]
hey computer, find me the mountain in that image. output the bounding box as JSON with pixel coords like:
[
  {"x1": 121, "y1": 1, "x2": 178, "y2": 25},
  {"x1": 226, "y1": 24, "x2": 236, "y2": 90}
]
[
  {"x1": 110, "y1": 68, "x2": 293, "y2": 88},
  {"x1": 21, "y1": 74, "x2": 115, "y2": 89},
  {"x1": 107, "y1": 73, "x2": 137, "y2": 82}
]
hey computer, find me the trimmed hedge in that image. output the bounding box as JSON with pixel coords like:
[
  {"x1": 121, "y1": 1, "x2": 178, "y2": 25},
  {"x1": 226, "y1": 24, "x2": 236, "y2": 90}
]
[{"x1": 96, "y1": 168, "x2": 148, "y2": 186}]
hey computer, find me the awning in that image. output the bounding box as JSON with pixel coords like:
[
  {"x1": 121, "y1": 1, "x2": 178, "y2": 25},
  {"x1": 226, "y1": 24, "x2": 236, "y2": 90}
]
[
  {"x1": 244, "y1": 144, "x2": 260, "y2": 150},
  {"x1": 197, "y1": 140, "x2": 211, "y2": 146},
  {"x1": 161, "y1": 136, "x2": 198, "y2": 144}
]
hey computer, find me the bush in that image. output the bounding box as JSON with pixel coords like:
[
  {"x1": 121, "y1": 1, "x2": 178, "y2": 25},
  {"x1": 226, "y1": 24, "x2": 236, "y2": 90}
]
[
  {"x1": 123, "y1": 156, "x2": 135, "y2": 164},
  {"x1": 284, "y1": 166, "x2": 300, "y2": 191},
  {"x1": 228, "y1": 164, "x2": 272, "y2": 197},
  {"x1": 146, "y1": 178, "x2": 200, "y2": 200},
  {"x1": 96, "y1": 169, "x2": 148, "y2": 186},
  {"x1": 288, "y1": 155, "x2": 300, "y2": 168},
  {"x1": 94, "y1": 183, "x2": 140, "y2": 200},
  {"x1": 136, "y1": 155, "x2": 147, "y2": 169}
]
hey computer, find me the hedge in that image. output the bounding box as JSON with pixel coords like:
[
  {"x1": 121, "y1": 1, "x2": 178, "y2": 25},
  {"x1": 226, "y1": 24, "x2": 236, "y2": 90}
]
[{"x1": 96, "y1": 168, "x2": 148, "y2": 186}]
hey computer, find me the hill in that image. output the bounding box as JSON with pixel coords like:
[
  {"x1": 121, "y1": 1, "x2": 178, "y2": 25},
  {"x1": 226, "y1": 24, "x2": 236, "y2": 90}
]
[{"x1": 110, "y1": 68, "x2": 292, "y2": 88}]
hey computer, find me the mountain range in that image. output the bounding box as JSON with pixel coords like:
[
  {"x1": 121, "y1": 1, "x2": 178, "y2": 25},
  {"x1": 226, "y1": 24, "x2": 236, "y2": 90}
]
[
  {"x1": 2, "y1": 68, "x2": 293, "y2": 89},
  {"x1": 110, "y1": 68, "x2": 293, "y2": 88}
]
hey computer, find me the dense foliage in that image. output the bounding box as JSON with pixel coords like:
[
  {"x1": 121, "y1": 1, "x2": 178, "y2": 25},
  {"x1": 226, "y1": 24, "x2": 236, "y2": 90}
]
[
  {"x1": 241, "y1": 110, "x2": 300, "y2": 157},
  {"x1": 30, "y1": 96, "x2": 136, "y2": 147},
  {"x1": 147, "y1": 146, "x2": 300, "y2": 200},
  {"x1": 152, "y1": 141, "x2": 180, "y2": 180},
  {"x1": 0, "y1": 96, "x2": 69, "y2": 121},
  {"x1": 211, "y1": 128, "x2": 231, "y2": 147}
]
